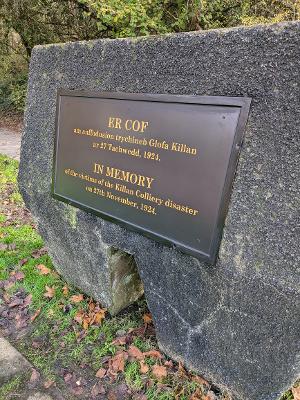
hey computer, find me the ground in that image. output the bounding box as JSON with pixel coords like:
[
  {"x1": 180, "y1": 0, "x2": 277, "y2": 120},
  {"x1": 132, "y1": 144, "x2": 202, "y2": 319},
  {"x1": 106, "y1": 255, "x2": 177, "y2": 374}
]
[{"x1": 0, "y1": 123, "x2": 296, "y2": 400}]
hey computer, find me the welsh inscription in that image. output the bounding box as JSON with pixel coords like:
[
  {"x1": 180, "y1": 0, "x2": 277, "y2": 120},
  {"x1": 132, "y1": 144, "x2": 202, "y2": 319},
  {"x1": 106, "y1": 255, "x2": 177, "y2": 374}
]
[{"x1": 53, "y1": 91, "x2": 251, "y2": 263}]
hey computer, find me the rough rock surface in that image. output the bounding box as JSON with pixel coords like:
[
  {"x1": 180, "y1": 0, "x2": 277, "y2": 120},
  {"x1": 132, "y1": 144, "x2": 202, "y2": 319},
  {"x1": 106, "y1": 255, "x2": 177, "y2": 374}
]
[{"x1": 19, "y1": 22, "x2": 300, "y2": 400}]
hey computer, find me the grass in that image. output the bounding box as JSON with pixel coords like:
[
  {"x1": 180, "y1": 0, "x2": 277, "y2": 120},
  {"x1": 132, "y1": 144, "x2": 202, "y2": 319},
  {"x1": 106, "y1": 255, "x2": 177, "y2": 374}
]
[
  {"x1": 0, "y1": 153, "x2": 296, "y2": 400},
  {"x1": 0, "y1": 376, "x2": 22, "y2": 400}
]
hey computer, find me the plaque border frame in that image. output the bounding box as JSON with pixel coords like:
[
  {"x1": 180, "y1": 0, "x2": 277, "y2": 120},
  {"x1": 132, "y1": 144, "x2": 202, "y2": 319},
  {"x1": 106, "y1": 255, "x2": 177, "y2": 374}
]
[{"x1": 52, "y1": 90, "x2": 251, "y2": 264}]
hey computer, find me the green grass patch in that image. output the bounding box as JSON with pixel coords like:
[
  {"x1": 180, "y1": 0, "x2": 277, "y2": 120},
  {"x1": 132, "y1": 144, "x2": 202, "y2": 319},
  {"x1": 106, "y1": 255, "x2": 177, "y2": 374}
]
[
  {"x1": 125, "y1": 360, "x2": 144, "y2": 390},
  {"x1": 0, "y1": 376, "x2": 22, "y2": 400},
  {"x1": 0, "y1": 155, "x2": 19, "y2": 187},
  {"x1": 0, "y1": 153, "x2": 295, "y2": 400}
]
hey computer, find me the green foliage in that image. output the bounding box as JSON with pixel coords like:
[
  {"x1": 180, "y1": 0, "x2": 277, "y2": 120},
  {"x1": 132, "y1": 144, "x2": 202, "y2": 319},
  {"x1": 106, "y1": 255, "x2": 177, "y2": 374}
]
[
  {"x1": 81, "y1": 0, "x2": 201, "y2": 38},
  {"x1": 0, "y1": 0, "x2": 299, "y2": 112},
  {"x1": 0, "y1": 51, "x2": 28, "y2": 111}
]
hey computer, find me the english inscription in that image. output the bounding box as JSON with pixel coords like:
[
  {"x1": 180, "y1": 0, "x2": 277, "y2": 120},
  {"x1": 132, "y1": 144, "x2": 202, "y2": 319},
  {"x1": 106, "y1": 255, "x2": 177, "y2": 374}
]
[{"x1": 53, "y1": 91, "x2": 251, "y2": 263}]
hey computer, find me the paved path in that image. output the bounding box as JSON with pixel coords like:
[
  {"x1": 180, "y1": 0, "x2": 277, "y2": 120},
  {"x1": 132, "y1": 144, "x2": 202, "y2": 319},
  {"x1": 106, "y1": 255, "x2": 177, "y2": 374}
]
[
  {"x1": 0, "y1": 336, "x2": 56, "y2": 399},
  {"x1": 0, "y1": 128, "x2": 21, "y2": 160}
]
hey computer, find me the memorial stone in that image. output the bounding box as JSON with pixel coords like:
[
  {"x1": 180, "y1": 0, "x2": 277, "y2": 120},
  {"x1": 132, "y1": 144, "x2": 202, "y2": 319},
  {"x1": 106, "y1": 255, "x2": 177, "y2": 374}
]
[{"x1": 19, "y1": 22, "x2": 300, "y2": 400}]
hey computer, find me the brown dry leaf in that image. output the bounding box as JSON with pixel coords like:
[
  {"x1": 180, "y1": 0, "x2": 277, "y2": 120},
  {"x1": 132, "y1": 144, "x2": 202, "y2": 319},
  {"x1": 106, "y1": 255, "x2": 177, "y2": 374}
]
[
  {"x1": 82, "y1": 316, "x2": 90, "y2": 330},
  {"x1": 62, "y1": 285, "x2": 69, "y2": 296},
  {"x1": 70, "y1": 294, "x2": 84, "y2": 303},
  {"x1": 43, "y1": 379, "x2": 55, "y2": 388},
  {"x1": 30, "y1": 369, "x2": 40, "y2": 382},
  {"x1": 30, "y1": 308, "x2": 41, "y2": 322},
  {"x1": 44, "y1": 286, "x2": 55, "y2": 298},
  {"x1": 177, "y1": 361, "x2": 188, "y2": 378},
  {"x1": 95, "y1": 367, "x2": 107, "y2": 378},
  {"x1": 22, "y1": 294, "x2": 32, "y2": 308},
  {"x1": 88, "y1": 301, "x2": 96, "y2": 312},
  {"x1": 14, "y1": 271, "x2": 25, "y2": 281},
  {"x1": 152, "y1": 364, "x2": 167, "y2": 380},
  {"x1": 292, "y1": 386, "x2": 300, "y2": 400},
  {"x1": 192, "y1": 374, "x2": 210, "y2": 387},
  {"x1": 144, "y1": 350, "x2": 162, "y2": 359},
  {"x1": 93, "y1": 309, "x2": 106, "y2": 325},
  {"x1": 64, "y1": 373, "x2": 73, "y2": 383},
  {"x1": 139, "y1": 360, "x2": 149, "y2": 374},
  {"x1": 109, "y1": 352, "x2": 127, "y2": 374},
  {"x1": 164, "y1": 360, "x2": 174, "y2": 368},
  {"x1": 189, "y1": 388, "x2": 203, "y2": 400},
  {"x1": 8, "y1": 297, "x2": 23, "y2": 308},
  {"x1": 74, "y1": 310, "x2": 84, "y2": 324},
  {"x1": 112, "y1": 336, "x2": 127, "y2": 346},
  {"x1": 143, "y1": 313, "x2": 153, "y2": 324},
  {"x1": 128, "y1": 345, "x2": 144, "y2": 360},
  {"x1": 71, "y1": 386, "x2": 84, "y2": 395},
  {"x1": 3, "y1": 293, "x2": 10, "y2": 303},
  {"x1": 91, "y1": 382, "x2": 106, "y2": 397},
  {"x1": 37, "y1": 264, "x2": 51, "y2": 275}
]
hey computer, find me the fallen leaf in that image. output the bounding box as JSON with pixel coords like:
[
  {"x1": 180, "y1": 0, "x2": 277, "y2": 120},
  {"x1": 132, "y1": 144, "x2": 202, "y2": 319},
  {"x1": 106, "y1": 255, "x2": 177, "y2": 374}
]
[
  {"x1": 107, "y1": 383, "x2": 129, "y2": 400},
  {"x1": 177, "y1": 361, "x2": 188, "y2": 378},
  {"x1": 203, "y1": 391, "x2": 217, "y2": 400},
  {"x1": 91, "y1": 382, "x2": 106, "y2": 397},
  {"x1": 192, "y1": 374, "x2": 210, "y2": 387},
  {"x1": 16, "y1": 315, "x2": 29, "y2": 329},
  {"x1": 164, "y1": 360, "x2": 174, "y2": 368},
  {"x1": 152, "y1": 364, "x2": 167, "y2": 380},
  {"x1": 133, "y1": 395, "x2": 147, "y2": 400},
  {"x1": 44, "y1": 286, "x2": 55, "y2": 298},
  {"x1": 8, "y1": 298, "x2": 23, "y2": 308},
  {"x1": 139, "y1": 360, "x2": 149, "y2": 374},
  {"x1": 144, "y1": 350, "x2": 162, "y2": 359},
  {"x1": 37, "y1": 264, "x2": 51, "y2": 275},
  {"x1": 14, "y1": 271, "x2": 25, "y2": 281},
  {"x1": 189, "y1": 388, "x2": 203, "y2": 400},
  {"x1": 64, "y1": 373, "x2": 73, "y2": 383},
  {"x1": 83, "y1": 316, "x2": 90, "y2": 330},
  {"x1": 292, "y1": 386, "x2": 300, "y2": 400},
  {"x1": 7, "y1": 243, "x2": 16, "y2": 250},
  {"x1": 88, "y1": 301, "x2": 96, "y2": 312},
  {"x1": 109, "y1": 352, "x2": 127, "y2": 374},
  {"x1": 22, "y1": 294, "x2": 32, "y2": 308},
  {"x1": 143, "y1": 313, "x2": 152, "y2": 324},
  {"x1": 30, "y1": 369, "x2": 40, "y2": 382},
  {"x1": 43, "y1": 379, "x2": 55, "y2": 388},
  {"x1": 74, "y1": 310, "x2": 84, "y2": 324},
  {"x1": 2, "y1": 277, "x2": 14, "y2": 289},
  {"x1": 30, "y1": 308, "x2": 41, "y2": 322},
  {"x1": 128, "y1": 345, "x2": 144, "y2": 360},
  {"x1": 31, "y1": 247, "x2": 47, "y2": 258},
  {"x1": 32, "y1": 340, "x2": 42, "y2": 349},
  {"x1": 62, "y1": 285, "x2": 69, "y2": 296},
  {"x1": 19, "y1": 258, "x2": 28, "y2": 266},
  {"x1": 70, "y1": 294, "x2": 84, "y2": 303},
  {"x1": 93, "y1": 309, "x2": 106, "y2": 325},
  {"x1": 112, "y1": 336, "x2": 127, "y2": 346},
  {"x1": 70, "y1": 386, "x2": 84, "y2": 395},
  {"x1": 96, "y1": 367, "x2": 107, "y2": 378}
]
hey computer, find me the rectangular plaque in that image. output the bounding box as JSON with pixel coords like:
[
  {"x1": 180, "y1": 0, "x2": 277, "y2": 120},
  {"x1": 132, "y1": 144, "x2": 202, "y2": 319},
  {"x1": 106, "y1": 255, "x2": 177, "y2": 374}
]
[{"x1": 52, "y1": 90, "x2": 251, "y2": 264}]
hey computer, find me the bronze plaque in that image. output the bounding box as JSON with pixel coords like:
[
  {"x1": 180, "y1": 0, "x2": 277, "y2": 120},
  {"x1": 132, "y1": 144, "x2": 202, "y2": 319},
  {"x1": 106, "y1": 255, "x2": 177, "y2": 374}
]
[{"x1": 52, "y1": 91, "x2": 251, "y2": 264}]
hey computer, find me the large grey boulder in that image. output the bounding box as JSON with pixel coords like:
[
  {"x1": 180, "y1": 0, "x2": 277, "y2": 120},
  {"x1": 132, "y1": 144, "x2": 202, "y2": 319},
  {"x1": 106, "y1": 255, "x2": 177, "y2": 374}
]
[{"x1": 19, "y1": 22, "x2": 300, "y2": 399}]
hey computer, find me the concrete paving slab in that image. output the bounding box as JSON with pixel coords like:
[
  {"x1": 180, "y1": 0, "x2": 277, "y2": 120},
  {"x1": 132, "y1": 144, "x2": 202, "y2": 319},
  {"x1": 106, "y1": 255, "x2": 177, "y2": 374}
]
[
  {"x1": 27, "y1": 392, "x2": 54, "y2": 400},
  {"x1": 0, "y1": 129, "x2": 21, "y2": 160},
  {"x1": 0, "y1": 337, "x2": 31, "y2": 385}
]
